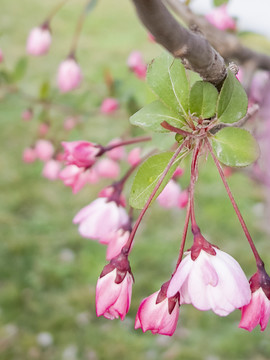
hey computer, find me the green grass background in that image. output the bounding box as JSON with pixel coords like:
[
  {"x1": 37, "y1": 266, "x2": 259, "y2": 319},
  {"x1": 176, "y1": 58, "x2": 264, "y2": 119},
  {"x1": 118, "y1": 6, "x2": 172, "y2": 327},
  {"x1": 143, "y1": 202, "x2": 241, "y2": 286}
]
[{"x1": 0, "y1": 1, "x2": 270, "y2": 359}]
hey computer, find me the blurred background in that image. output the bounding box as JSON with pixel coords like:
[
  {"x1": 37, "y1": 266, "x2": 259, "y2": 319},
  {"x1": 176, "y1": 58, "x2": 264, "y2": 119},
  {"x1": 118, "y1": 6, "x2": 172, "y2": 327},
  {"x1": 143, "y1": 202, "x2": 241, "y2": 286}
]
[{"x1": 1, "y1": 1, "x2": 270, "y2": 359}]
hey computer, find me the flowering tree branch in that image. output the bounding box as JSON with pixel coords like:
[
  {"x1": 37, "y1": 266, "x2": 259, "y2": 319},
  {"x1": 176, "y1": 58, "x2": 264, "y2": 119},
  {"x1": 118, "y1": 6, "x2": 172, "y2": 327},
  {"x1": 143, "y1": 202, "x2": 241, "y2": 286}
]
[
  {"x1": 165, "y1": 0, "x2": 270, "y2": 72},
  {"x1": 131, "y1": 0, "x2": 227, "y2": 86}
]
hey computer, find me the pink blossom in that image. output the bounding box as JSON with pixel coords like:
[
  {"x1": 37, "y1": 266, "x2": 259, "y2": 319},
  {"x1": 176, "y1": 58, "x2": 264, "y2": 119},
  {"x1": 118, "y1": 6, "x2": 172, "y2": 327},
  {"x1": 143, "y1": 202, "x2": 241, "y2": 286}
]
[
  {"x1": 21, "y1": 108, "x2": 33, "y2": 121},
  {"x1": 127, "y1": 51, "x2": 147, "y2": 80},
  {"x1": 106, "y1": 229, "x2": 130, "y2": 260},
  {"x1": 178, "y1": 189, "x2": 189, "y2": 209},
  {"x1": 239, "y1": 288, "x2": 270, "y2": 332},
  {"x1": 35, "y1": 139, "x2": 54, "y2": 162},
  {"x1": 0, "y1": 48, "x2": 4, "y2": 62},
  {"x1": 38, "y1": 123, "x2": 50, "y2": 136},
  {"x1": 62, "y1": 141, "x2": 100, "y2": 168},
  {"x1": 107, "y1": 138, "x2": 125, "y2": 161},
  {"x1": 63, "y1": 117, "x2": 77, "y2": 131},
  {"x1": 22, "y1": 147, "x2": 36, "y2": 163},
  {"x1": 95, "y1": 158, "x2": 120, "y2": 179},
  {"x1": 173, "y1": 167, "x2": 184, "y2": 179},
  {"x1": 96, "y1": 255, "x2": 133, "y2": 320},
  {"x1": 59, "y1": 165, "x2": 89, "y2": 193},
  {"x1": 57, "y1": 58, "x2": 82, "y2": 93},
  {"x1": 135, "y1": 283, "x2": 180, "y2": 336},
  {"x1": 73, "y1": 197, "x2": 129, "y2": 242},
  {"x1": 157, "y1": 180, "x2": 181, "y2": 209},
  {"x1": 42, "y1": 159, "x2": 61, "y2": 181},
  {"x1": 26, "y1": 26, "x2": 51, "y2": 56},
  {"x1": 127, "y1": 147, "x2": 141, "y2": 166},
  {"x1": 100, "y1": 98, "x2": 119, "y2": 114},
  {"x1": 147, "y1": 32, "x2": 155, "y2": 43},
  {"x1": 167, "y1": 247, "x2": 251, "y2": 316},
  {"x1": 205, "y1": 5, "x2": 236, "y2": 31},
  {"x1": 99, "y1": 186, "x2": 126, "y2": 207}
]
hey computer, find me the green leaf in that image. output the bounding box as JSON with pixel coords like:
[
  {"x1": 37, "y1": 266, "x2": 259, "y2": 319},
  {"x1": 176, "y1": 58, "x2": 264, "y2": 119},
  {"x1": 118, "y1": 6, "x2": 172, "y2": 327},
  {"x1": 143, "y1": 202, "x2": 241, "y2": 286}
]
[
  {"x1": 213, "y1": 0, "x2": 229, "y2": 6},
  {"x1": 211, "y1": 127, "x2": 260, "y2": 167},
  {"x1": 147, "y1": 52, "x2": 189, "y2": 117},
  {"x1": 129, "y1": 151, "x2": 186, "y2": 209},
  {"x1": 12, "y1": 57, "x2": 28, "y2": 81},
  {"x1": 39, "y1": 81, "x2": 50, "y2": 100},
  {"x1": 189, "y1": 81, "x2": 218, "y2": 118},
  {"x1": 217, "y1": 70, "x2": 248, "y2": 124},
  {"x1": 130, "y1": 100, "x2": 186, "y2": 132}
]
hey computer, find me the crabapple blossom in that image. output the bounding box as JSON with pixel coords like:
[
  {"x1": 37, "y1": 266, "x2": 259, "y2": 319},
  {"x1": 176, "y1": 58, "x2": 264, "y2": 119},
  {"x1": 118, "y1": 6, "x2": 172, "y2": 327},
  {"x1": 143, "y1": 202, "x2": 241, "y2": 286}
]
[
  {"x1": 135, "y1": 282, "x2": 180, "y2": 336},
  {"x1": 42, "y1": 159, "x2": 61, "y2": 181},
  {"x1": 95, "y1": 158, "x2": 120, "y2": 179},
  {"x1": 178, "y1": 189, "x2": 189, "y2": 209},
  {"x1": 35, "y1": 139, "x2": 54, "y2": 162},
  {"x1": 26, "y1": 26, "x2": 51, "y2": 56},
  {"x1": 96, "y1": 254, "x2": 133, "y2": 320},
  {"x1": 127, "y1": 51, "x2": 147, "y2": 80},
  {"x1": 63, "y1": 117, "x2": 77, "y2": 131},
  {"x1": 59, "y1": 165, "x2": 90, "y2": 193},
  {"x1": 22, "y1": 147, "x2": 36, "y2": 163},
  {"x1": 205, "y1": 5, "x2": 236, "y2": 31},
  {"x1": 239, "y1": 268, "x2": 270, "y2": 331},
  {"x1": 73, "y1": 194, "x2": 129, "y2": 243},
  {"x1": 107, "y1": 139, "x2": 125, "y2": 161},
  {"x1": 106, "y1": 228, "x2": 131, "y2": 261},
  {"x1": 62, "y1": 141, "x2": 100, "y2": 168},
  {"x1": 100, "y1": 98, "x2": 119, "y2": 114},
  {"x1": 127, "y1": 147, "x2": 141, "y2": 166},
  {"x1": 57, "y1": 58, "x2": 82, "y2": 93},
  {"x1": 38, "y1": 123, "x2": 50, "y2": 137},
  {"x1": 21, "y1": 108, "x2": 33, "y2": 121},
  {"x1": 157, "y1": 180, "x2": 181, "y2": 209},
  {"x1": 167, "y1": 235, "x2": 251, "y2": 316}
]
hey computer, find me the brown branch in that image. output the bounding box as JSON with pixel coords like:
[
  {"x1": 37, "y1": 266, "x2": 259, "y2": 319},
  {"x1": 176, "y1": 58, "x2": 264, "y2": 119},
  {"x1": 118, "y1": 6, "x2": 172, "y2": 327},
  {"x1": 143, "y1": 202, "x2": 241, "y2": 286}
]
[
  {"x1": 165, "y1": 0, "x2": 270, "y2": 71},
  {"x1": 131, "y1": 0, "x2": 227, "y2": 86}
]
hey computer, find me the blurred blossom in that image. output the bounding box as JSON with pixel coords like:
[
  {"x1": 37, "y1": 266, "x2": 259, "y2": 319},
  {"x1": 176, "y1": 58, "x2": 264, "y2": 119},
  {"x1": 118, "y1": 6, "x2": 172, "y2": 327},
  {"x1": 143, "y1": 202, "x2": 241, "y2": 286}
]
[
  {"x1": 36, "y1": 332, "x2": 53, "y2": 347},
  {"x1": 127, "y1": 51, "x2": 147, "y2": 80},
  {"x1": 205, "y1": 5, "x2": 236, "y2": 31},
  {"x1": 64, "y1": 117, "x2": 77, "y2": 131},
  {"x1": 0, "y1": 48, "x2": 4, "y2": 62},
  {"x1": 157, "y1": 180, "x2": 182, "y2": 209},
  {"x1": 42, "y1": 159, "x2": 61, "y2": 180},
  {"x1": 57, "y1": 58, "x2": 82, "y2": 93},
  {"x1": 38, "y1": 123, "x2": 50, "y2": 136},
  {"x1": 21, "y1": 108, "x2": 33, "y2": 121},
  {"x1": 23, "y1": 147, "x2": 36, "y2": 163},
  {"x1": 100, "y1": 98, "x2": 119, "y2": 114},
  {"x1": 95, "y1": 158, "x2": 120, "y2": 179},
  {"x1": 35, "y1": 139, "x2": 54, "y2": 162},
  {"x1": 107, "y1": 138, "x2": 125, "y2": 161},
  {"x1": 26, "y1": 26, "x2": 51, "y2": 56},
  {"x1": 127, "y1": 147, "x2": 141, "y2": 166}
]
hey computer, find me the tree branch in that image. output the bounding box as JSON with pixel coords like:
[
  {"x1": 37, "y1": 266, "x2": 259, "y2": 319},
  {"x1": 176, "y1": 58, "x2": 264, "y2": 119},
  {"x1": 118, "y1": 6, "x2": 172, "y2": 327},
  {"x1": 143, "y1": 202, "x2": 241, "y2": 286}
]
[
  {"x1": 165, "y1": 0, "x2": 270, "y2": 72},
  {"x1": 131, "y1": 0, "x2": 227, "y2": 86}
]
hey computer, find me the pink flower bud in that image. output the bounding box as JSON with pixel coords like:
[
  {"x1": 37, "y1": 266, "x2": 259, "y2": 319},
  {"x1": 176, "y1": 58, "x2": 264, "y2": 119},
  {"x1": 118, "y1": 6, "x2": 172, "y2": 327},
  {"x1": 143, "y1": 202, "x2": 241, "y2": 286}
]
[
  {"x1": 178, "y1": 189, "x2": 189, "y2": 209},
  {"x1": 173, "y1": 167, "x2": 184, "y2": 179},
  {"x1": 21, "y1": 108, "x2": 33, "y2": 121},
  {"x1": 205, "y1": 5, "x2": 236, "y2": 31},
  {"x1": 95, "y1": 158, "x2": 120, "y2": 179},
  {"x1": 63, "y1": 117, "x2": 77, "y2": 131},
  {"x1": 62, "y1": 141, "x2": 99, "y2": 168},
  {"x1": 127, "y1": 147, "x2": 141, "y2": 166},
  {"x1": 0, "y1": 48, "x2": 4, "y2": 63},
  {"x1": 96, "y1": 255, "x2": 133, "y2": 320},
  {"x1": 135, "y1": 283, "x2": 180, "y2": 336},
  {"x1": 167, "y1": 237, "x2": 251, "y2": 316},
  {"x1": 239, "y1": 268, "x2": 270, "y2": 331},
  {"x1": 73, "y1": 197, "x2": 129, "y2": 243},
  {"x1": 38, "y1": 123, "x2": 50, "y2": 136},
  {"x1": 57, "y1": 58, "x2": 82, "y2": 93},
  {"x1": 59, "y1": 165, "x2": 88, "y2": 194},
  {"x1": 35, "y1": 139, "x2": 54, "y2": 162},
  {"x1": 127, "y1": 51, "x2": 147, "y2": 80},
  {"x1": 157, "y1": 180, "x2": 181, "y2": 209},
  {"x1": 42, "y1": 159, "x2": 61, "y2": 181},
  {"x1": 22, "y1": 147, "x2": 36, "y2": 163},
  {"x1": 26, "y1": 26, "x2": 51, "y2": 56},
  {"x1": 106, "y1": 229, "x2": 130, "y2": 260},
  {"x1": 100, "y1": 98, "x2": 119, "y2": 114},
  {"x1": 107, "y1": 139, "x2": 125, "y2": 161}
]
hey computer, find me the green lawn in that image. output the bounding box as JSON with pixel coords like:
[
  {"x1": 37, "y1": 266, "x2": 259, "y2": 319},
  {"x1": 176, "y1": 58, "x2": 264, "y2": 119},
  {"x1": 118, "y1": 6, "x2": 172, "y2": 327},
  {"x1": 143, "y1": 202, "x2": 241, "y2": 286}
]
[{"x1": 0, "y1": 1, "x2": 270, "y2": 360}]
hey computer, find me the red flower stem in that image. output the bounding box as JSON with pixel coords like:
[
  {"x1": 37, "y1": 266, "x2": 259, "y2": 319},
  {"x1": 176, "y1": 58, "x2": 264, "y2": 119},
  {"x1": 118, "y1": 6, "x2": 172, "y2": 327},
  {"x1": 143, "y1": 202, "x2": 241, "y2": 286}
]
[
  {"x1": 102, "y1": 136, "x2": 152, "y2": 153},
  {"x1": 122, "y1": 139, "x2": 189, "y2": 255},
  {"x1": 172, "y1": 190, "x2": 191, "y2": 275},
  {"x1": 206, "y1": 138, "x2": 263, "y2": 267},
  {"x1": 161, "y1": 121, "x2": 194, "y2": 137},
  {"x1": 45, "y1": 0, "x2": 69, "y2": 23},
  {"x1": 190, "y1": 140, "x2": 202, "y2": 234}
]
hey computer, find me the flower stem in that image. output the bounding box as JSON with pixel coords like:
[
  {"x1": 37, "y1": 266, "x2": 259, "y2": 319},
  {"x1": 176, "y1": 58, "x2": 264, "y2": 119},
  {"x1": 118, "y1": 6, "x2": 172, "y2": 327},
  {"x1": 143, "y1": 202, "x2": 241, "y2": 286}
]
[
  {"x1": 190, "y1": 140, "x2": 202, "y2": 234},
  {"x1": 206, "y1": 138, "x2": 263, "y2": 267},
  {"x1": 122, "y1": 140, "x2": 189, "y2": 255},
  {"x1": 172, "y1": 190, "x2": 191, "y2": 274},
  {"x1": 45, "y1": 0, "x2": 69, "y2": 23},
  {"x1": 101, "y1": 136, "x2": 152, "y2": 154},
  {"x1": 161, "y1": 121, "x2": 194, "y2": 137},
  {"x1": 69, "y1": 11, "x2": 86, "y2": 56}
]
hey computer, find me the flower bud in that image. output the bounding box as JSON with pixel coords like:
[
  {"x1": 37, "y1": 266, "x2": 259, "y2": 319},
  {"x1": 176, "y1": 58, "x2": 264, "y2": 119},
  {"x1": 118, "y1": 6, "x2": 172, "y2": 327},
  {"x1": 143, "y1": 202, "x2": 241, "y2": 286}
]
[
  {"x1": 57, "y1": 58, "x2": 82, "y2": 93},
  {"x1": 26, "y1": 26, "x2": 51, "y2": 56},
  {"x1": 100, "y1": 98, "x2": 119, "y2": 114}
]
